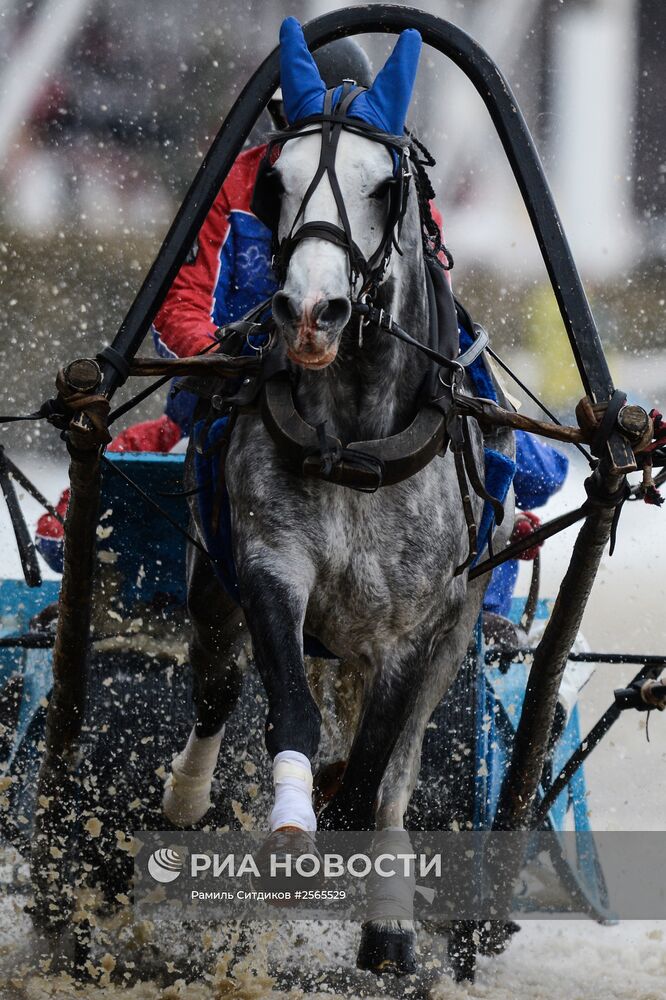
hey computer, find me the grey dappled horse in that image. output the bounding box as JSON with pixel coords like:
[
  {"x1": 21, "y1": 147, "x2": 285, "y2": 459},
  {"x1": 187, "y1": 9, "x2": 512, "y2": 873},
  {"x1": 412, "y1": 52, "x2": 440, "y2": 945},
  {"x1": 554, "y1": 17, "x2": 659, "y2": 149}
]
[{"x1": 163, "y1": 18, "x2": 514, "y2": 975}]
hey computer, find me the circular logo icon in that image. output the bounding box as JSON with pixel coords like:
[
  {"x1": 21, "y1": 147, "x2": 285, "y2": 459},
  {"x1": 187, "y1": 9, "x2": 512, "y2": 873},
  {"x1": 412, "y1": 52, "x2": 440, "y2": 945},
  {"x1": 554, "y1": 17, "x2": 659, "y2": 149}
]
[{"x1": 147, "y1": 847, "x2": 184, "y2": 883}]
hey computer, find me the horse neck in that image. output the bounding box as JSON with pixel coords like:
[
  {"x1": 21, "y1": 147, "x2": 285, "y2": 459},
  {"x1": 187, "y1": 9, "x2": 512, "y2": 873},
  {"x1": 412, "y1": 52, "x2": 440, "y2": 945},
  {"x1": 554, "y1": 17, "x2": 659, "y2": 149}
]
[{"x1": 294, "y1": 231, "x2": 431, "y2": 442}]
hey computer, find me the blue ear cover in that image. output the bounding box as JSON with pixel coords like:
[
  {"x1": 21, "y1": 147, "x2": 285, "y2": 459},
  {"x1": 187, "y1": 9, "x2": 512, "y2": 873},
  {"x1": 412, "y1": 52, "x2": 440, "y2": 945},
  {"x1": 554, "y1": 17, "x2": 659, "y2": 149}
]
[
  {"x1": 280, "y1": 17, "x2": 422, "y2": 135},
  {"x1": 279, "y1": 17, "x2": 326, "y2": 125},
  {"x1": 345, "y1": 29, "x2": 422, "y2": 134}
]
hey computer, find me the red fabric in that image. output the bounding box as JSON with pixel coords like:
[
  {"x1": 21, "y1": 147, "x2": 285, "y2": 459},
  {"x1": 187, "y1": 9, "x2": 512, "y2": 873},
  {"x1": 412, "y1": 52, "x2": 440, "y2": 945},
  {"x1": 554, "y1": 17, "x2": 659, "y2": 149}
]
[
  {"x1": 511, "y1": 510, "x2": 542, "y2": 561},
  {"x1": 36, "y1": 488, "x2": 70, "y2": 540},
  {"x1": 152, "y1": 144, "x2": 269, "y2": 358},
  {"x1": 108, "y1": 413, "x2": 182, "y2": 454},
  {"x1": 429, "y1": 201, "x2": 452, "y2": 284},
  {"x1": 645, "y1": 409, "x2": 666, "y2": 453}
]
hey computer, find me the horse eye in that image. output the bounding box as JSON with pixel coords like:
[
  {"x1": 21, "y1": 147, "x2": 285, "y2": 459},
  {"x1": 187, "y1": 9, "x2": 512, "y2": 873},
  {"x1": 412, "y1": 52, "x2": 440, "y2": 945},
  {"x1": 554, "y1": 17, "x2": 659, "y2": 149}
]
[{"x1": 369, "y1": 179, "x2": 393, "y2": 201}]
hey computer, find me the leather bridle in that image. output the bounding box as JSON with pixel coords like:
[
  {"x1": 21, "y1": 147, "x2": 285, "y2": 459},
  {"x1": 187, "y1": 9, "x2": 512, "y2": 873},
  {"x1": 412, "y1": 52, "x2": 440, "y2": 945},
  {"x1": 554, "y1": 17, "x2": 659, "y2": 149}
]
[{"x1": 252, "y1": 81, "x2": 414, "y2": 301}]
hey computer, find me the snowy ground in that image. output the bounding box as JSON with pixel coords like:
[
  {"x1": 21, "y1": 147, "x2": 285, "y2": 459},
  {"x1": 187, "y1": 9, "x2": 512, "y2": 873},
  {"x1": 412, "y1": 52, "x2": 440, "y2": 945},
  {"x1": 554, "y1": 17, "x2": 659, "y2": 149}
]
[{"x1": 0, "y1": 452, "x2": 665, "y2": 998}]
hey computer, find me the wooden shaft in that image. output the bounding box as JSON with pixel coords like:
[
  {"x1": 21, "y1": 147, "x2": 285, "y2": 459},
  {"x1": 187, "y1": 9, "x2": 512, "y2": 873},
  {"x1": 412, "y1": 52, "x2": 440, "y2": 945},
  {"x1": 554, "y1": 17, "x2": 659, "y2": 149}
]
[
  {"x1": 483, "y1": 468, "x2": 622, "y2": 950},
  {"x1": 30, "y1": 443, "x2": 101, "y2": 931},
  {"x1": 467, "y1": 398, "x2": 651, "y2": 452},
  {"x1": 129, "y1": 354, "x2": 261, "y2": 378},
  {"x1": 484, "y1": 408, "x2": 584, "y2": 444},
  {"x1": 493, "y1": 485, "x2": 618, "y2": 831},
  {"x1": 459, "y1": 397, "x2": 586, "y2": 445}
]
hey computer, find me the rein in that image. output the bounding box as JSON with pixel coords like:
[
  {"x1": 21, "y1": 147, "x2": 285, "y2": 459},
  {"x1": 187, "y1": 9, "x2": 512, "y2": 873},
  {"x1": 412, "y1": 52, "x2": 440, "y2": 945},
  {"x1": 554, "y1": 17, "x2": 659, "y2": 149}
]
[{"x1": 352, "y1": 297, "x2": 488, "y2": 374}]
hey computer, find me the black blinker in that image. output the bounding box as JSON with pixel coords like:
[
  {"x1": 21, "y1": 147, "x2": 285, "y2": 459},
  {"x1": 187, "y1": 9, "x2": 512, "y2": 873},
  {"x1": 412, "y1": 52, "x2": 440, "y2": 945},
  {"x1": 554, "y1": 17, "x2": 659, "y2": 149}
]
[
  {"x1": 251, "y1": 156, "x2": 283, "y2": 233},
  {"x1": 369, "y1": 177, "x2": 396, "y2": 201}
]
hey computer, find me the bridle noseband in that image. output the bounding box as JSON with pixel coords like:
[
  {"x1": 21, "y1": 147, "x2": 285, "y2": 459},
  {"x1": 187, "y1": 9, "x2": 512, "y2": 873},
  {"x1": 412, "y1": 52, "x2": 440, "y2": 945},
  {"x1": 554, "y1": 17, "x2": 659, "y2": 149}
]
[{"x1": 252, "y1": 81, "x2": 414, "y2": 303}]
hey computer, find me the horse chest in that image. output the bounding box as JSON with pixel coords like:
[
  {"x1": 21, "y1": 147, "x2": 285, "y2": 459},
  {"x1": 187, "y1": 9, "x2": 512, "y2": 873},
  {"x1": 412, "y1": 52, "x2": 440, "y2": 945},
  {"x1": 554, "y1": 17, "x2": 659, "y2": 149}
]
[
  {"x1": 227, "y1": 423, "x2": 476, "y2": 644},
  {"x1": 305, "y1": 487, "x2": 466, "y2": 639}
]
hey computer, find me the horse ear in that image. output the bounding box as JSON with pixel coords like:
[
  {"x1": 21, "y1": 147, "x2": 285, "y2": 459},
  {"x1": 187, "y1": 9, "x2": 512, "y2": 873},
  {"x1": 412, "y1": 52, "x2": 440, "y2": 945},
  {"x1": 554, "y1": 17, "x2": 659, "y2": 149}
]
[
  {"x1": 279, "y1": 17, "x2": 326, "y2": 125},
  {"x1": 362, "y1": 29, "x2": 422, "y2": 135}
]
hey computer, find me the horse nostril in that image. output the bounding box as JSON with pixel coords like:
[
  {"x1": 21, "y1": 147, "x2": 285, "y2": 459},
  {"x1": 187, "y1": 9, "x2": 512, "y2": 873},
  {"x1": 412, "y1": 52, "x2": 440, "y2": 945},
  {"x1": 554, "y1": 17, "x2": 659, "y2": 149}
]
[
  {"x1": 312, "y1": 297, "x2": 351, "y2": 328},
  {"x1": 272, "y1": 291, "x2": 300, "y2": 326}
]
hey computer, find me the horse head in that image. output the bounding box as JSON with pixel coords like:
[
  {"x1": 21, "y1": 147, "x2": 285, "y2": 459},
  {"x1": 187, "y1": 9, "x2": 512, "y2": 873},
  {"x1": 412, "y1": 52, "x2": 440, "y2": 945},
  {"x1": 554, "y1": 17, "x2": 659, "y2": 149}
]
[{"x1": 263, "y1": 18, "x2": 422, "y2": 370}]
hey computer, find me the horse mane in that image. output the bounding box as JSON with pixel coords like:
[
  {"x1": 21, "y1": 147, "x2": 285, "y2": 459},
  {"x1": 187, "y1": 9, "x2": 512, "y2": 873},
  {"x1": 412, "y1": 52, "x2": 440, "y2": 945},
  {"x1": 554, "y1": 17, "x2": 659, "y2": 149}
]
[{"x1": 408, "y1": 132, "x2": 454, "y2": 271}]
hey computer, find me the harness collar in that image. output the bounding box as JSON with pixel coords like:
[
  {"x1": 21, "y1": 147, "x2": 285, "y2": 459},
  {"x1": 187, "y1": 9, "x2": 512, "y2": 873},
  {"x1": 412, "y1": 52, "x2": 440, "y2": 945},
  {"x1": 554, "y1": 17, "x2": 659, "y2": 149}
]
[{"x1": 222, "y1": 266, "x2": 489, "y2": 497}]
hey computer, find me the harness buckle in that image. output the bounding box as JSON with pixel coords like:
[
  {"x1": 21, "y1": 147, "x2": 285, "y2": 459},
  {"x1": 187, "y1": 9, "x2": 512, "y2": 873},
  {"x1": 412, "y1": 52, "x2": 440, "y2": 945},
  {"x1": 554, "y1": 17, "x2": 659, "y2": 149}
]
[
  {"x1": 357, "y1": 292, "x2": 373, "y2": 347},
  {"x1": 402, "y1": 145, "x2": 412, "y2": 181}
]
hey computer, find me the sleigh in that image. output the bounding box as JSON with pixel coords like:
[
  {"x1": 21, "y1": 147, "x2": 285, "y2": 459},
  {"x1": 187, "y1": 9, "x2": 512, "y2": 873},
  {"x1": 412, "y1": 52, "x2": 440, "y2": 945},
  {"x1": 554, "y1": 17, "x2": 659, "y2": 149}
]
[{"x1": 1, "y1": 449, "x2": 650, "y2": 983}]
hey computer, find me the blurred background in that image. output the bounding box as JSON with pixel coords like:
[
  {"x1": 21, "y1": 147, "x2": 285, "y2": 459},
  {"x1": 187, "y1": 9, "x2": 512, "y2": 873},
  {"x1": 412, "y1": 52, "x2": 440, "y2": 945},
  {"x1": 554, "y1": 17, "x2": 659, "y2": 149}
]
[
  {"x1": 0, "y1": 0, "x2": 661, "y2": 450},
  {"x1": 0, "y1": 0, "x2": 664, "y2": 825},
  {"x1": 0, "y1": 0, "x2": 663, "y2": 445}
]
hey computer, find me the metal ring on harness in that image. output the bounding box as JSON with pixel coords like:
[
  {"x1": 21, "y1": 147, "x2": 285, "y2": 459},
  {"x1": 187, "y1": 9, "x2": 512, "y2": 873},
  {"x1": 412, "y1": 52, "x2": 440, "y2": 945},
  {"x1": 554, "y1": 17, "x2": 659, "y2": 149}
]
[
  {"x1": 438, "y1": 362, "x2": 465, "y2": 391},
  {"x1": 243, "y1": 328, "x2": 274, "y2": 357}
]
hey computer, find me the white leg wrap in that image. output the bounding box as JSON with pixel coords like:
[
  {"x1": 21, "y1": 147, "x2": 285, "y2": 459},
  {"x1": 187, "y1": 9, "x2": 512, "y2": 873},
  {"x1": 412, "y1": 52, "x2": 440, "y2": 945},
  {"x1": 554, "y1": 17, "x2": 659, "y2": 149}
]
[
  {"x1": 162, "y1": 726, "x2": 223, "y2": 828},
  {"x1": 269, "y1": 750, "x2": 316, "y2": 832},
  {"x1": 365, "y1": 828, "x2": 416, "y2": 923}
]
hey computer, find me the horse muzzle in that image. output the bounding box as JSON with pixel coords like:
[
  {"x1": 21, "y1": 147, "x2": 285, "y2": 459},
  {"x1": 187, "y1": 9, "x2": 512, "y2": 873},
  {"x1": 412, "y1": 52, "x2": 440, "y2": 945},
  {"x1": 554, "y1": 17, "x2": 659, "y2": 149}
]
[{"x1": 272, "y1": 291, "x2": 351, "y2": 369}]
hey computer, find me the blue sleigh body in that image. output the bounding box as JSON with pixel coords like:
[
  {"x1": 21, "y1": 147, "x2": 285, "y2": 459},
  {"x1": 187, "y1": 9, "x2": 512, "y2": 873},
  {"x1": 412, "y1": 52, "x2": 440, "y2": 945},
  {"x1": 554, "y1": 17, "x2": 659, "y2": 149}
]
[{"x1": 0, "y1": 451, "x2": 609, "y2": 918}]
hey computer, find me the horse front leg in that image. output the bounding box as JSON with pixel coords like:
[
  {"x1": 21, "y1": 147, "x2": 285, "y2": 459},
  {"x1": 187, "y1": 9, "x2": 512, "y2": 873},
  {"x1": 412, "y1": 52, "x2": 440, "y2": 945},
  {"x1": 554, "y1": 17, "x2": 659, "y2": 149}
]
[
  {"x1": 315, "y1": 653, "x2": 424, "y2": 974},
  {"x1": 359, "y1": 587, "x2": 486, "y2": 978},
  {"x1": 163, "y1": 545, "x2": 245, "y2": 827},
  {"x1": 240, "y1": 567, "x2": 321, "y2": 833}
]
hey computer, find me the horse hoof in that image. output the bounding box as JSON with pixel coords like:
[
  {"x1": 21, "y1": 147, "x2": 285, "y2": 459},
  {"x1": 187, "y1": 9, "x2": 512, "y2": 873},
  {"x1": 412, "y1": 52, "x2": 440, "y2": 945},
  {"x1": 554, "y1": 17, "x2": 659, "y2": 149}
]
[
  {"x1": 162, "y1": 762, "x2": 213, "y2": 828},
  {"x1": 313, "y1": 760, "x2": 346, "y2": 813},
  {"x1": 357, "y1": 923, "x2": 417, "y2": 977}
]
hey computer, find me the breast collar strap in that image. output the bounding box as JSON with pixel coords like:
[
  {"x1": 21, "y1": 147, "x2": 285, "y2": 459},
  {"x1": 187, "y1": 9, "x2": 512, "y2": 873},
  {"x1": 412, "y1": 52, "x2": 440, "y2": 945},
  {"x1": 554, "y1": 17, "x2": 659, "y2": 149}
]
[
  {"x1": 244, "y1": 269, "x2": 488, "y2": 495},
  {"x1": 271, "y1": 84, "x2": 412, "y2": 298}
]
